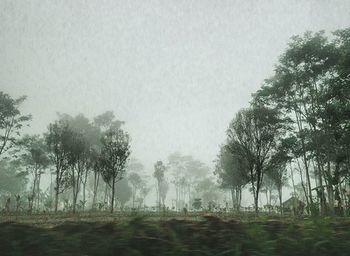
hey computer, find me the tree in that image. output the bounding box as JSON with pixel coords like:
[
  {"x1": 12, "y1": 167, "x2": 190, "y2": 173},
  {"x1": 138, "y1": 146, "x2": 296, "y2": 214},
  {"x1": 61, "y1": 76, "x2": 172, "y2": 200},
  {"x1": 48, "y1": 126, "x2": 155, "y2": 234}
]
[
  {"x1": 45, "y1": 120, "x2": 71, "y2": 212},
  {"x1": 94, "y1": 111, "x2": 124, "y2": 132},
  {"x1": 100, "y1": 128, "x2": 130, "y2": 213},
  {"x1": 159, "y1": 179, "x2": 169, "y2": 208},
  {"x1": 265, "y1": 143, "x2": 291, "y2": 214},
  {"x1": 127, "y1": 158, "x2": 145, "y2": 173},
  {"x1": 17, "y1": 135, "x2": 49, "y2": 212},
  {"x1": 254, "y1": 29, "x2": 350, "y2": 215},
  {"x1": 214, "y1": 145, "x2": 249, "y2": 211},
  {"x1": 195, "y1": 178, "x2": 220, "y2": 210},
  {"x1": 0, "y1": 159, "x2": 27, "y2": 199},
  {"x1": 59, "y1": 113, "x2": 102, "y2": 211},
  {"x1": 128, "y1": 172, "x2": 142, "y2": 208},
  {"x1": 115, "y1": 178, "x2": 132, "y2": 209},
  {"x1": 138, "y1": 181, "x2": 152, "y2": 208},
  {"x1": 0, "y1": 92, "x2": 31, "y2": 158},
  {"x1": 66, "y1": 131, "x2": 88, "y2": 213},
  {"x1": 153, "y1": 161, "x2": 166, "y2": 210},
  {"x1": 168, "y1": 153, "x2": 210, "y2": 210},
  {"x1": 226, "y1": 105, "x2": 287, "y2": 213}
]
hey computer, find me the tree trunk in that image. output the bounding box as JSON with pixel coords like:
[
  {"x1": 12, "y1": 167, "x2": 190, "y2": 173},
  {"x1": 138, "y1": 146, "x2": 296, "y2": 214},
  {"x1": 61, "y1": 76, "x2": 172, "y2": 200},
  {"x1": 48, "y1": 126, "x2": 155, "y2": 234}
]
[
  {"x1": 82, "y1": 170, "x2": 88, "y2": 211},
  {"x1": 231, "y1": 187, "x2": 235, "y2": 211},
  {"x1": 54, "y1": 184, "x2": 59, "y2": 212},
  {"x1": 92, "y1": 172, "x2": 100, "y2": 209},
  {"x1": 110, "y1": 177, "x2": 116, "y2": 213},
  {"x1": 297, "y1": 159, "x2": 310, "y2": 214},
  {"x1": 254, "y1": 193, "x2": 259, "y2": 214},
  {"x1": 30, "y1": 172, "x2": 37, "y2": 213},
  {"x1": 72, "y1": 168, "x2": 77, "y2": 214},
  {"x1": 235, "y1": 187, "x2": 241, "y2": 211},
  {"x1": 278, "y1": 187, "x2": 283, "y2": 215},
  {"x1": 36, "y1": 173, "x2": 42, "y2": 210},
  {"x1": 295, "y1": 110, "x2": 314, "y2": 213}
]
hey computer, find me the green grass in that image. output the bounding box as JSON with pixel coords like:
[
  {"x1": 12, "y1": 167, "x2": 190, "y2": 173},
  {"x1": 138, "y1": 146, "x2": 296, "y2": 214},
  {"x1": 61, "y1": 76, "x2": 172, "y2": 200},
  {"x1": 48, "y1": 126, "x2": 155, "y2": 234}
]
[{"x1": 0, "y1": 213, "x2": 350, "y2": 256}]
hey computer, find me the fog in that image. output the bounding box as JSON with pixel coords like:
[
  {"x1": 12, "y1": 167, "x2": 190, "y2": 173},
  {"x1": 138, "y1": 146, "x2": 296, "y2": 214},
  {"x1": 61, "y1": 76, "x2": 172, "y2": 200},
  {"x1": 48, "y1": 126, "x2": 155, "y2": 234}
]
[
  {"x1": 1, "y1": 0, "x2": 350, "y2": 208},
  {"x1": 2, "y1": 0, "x2": 349, "y2": 168}
]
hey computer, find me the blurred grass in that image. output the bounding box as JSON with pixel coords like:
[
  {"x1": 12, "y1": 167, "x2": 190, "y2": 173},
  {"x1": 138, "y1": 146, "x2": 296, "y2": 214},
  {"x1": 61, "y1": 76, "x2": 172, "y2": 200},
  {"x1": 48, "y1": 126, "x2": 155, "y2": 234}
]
[{"x1": 1, "y1": 213, "x2": 350, "y2": 256}]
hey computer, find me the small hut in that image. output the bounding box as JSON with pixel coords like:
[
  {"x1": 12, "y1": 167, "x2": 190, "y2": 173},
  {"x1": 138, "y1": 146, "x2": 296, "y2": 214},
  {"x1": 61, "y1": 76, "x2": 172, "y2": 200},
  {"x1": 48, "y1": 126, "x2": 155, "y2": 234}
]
[{"x1": 282, "y1": 196, "x2": 305, "y2": 215}]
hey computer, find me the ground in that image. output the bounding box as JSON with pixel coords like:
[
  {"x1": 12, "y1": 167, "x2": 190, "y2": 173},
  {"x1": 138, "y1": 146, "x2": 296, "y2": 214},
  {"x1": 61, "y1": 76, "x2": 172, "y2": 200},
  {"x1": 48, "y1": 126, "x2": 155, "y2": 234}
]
[{"x1": 1, "y1": 212, "x2": 350, "y2": 256}]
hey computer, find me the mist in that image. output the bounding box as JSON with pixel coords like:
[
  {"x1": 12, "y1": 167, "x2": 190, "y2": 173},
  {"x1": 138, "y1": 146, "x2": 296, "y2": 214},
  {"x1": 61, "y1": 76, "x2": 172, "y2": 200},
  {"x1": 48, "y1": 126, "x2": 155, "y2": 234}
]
[
  {"x1": 2, "y1": 1, "x2": 350, "y2": 255},
  {"x1": 2, "y1": 0, "x2": 349, "y2": 171}
]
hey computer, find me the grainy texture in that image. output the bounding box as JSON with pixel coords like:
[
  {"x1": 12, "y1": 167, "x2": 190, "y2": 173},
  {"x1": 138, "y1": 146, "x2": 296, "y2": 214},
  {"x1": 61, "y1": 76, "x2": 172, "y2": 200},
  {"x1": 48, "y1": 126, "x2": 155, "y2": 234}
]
[{"x1": 1, "y1": 215, "x2": 350, "y2": 256}]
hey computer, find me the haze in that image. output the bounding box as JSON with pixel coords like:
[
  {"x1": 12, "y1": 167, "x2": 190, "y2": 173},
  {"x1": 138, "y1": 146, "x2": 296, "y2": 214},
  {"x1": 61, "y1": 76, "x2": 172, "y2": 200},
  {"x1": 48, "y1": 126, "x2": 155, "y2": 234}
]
[{"x1": 1, "y1": 0, "x2": 350, "y2": 170}]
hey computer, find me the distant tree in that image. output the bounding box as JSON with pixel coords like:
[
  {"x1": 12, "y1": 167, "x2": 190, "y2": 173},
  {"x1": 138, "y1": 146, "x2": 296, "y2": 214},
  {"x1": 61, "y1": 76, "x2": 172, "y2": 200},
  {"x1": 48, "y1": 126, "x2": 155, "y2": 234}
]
[
  {"x1": 159, "y1": 179, "x2": 169, "y2": 208},
  {"x1": 0, "y1": 159, "x2": 27, "y2": 198},
  {"x1": 17, "y1": 135, "x2": 49, "y2": 212},
  {"x1": 100, "y1": 128, "x2": 130, "y2": 213},
  {"x1": 138, "y1": 182, "x2": 152, "y2": 208},
  {"x1": 94, "y1": 111, "x2": 124, "y2": 132},
  {"x1": 192, "y1": 198, "x2": 202, "y2": 210},
  {"x1": 127, "y1": 158, "x2": 145, "y2": 173},
  {"x1": 0, "y1": 92, "x2": 31, "y2": 158},
  {"x1": 128, "y1": 172, "x2": 142, "y2": 208},
  {"x1": 214, "y1": 145, "x2": 249, "y2": 211},
  {"x1": 59, "y1": 113, "x2": 101, "y2": 211},
  {"x1": 153, "y1": 161, "x2": 166, "y2": 210},
  {"x1": 195, "y1": 178, "x2": 220, "y2": 210},
  {"x1": 115, "y1": 178, "x2": 132, "y2": 209},
  {"x1": 65, "y1": 131, "x2": 89, "y2": 213},
  {"x1": 167, "y1": 153, "x2": 209, "y2": 210},
  {"x1": 45, "y1": 120, "x2": 71, "y2": 212}
]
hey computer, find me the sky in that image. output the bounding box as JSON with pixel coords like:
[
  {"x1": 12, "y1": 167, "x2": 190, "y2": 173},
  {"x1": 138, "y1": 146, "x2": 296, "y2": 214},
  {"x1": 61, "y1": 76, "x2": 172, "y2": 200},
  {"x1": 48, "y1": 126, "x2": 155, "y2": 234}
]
[{"x1": 1, "y1": 0, "x2": 350, "y2": 173}]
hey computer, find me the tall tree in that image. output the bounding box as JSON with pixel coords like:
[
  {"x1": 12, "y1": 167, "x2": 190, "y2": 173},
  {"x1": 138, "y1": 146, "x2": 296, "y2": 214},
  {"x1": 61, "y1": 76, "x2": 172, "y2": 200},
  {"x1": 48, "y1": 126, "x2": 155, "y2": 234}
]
[
  {"x1": 45, "y1": 120, "x2": 71, "y2": 212},
  {"x1": 153, "y1": 161, "x2": 166, "y2": 210},
  {"x1": 17, "y1": 135, "x2": 49, "y2": 212},
  {"x1": 226, "y1": 105, "x2": 287, "y2": 213},
  {"x1": 0, "y1": 92, "x2": 31, "y2": 158},
  {"x1": 66, "y1": 131, "x2": 88, "y2": 213},
  {"x1": 128, "y1": 172, "x2": 142, "y2": 208},
  {"x1": 214, "y1": 145, "x2": 249, "y2": 211},
  {"x1": 100, "y1": 128, "x2": 130, "y2": 213},
  {"x1": 168, "y1": 153, "x2": 209, "y2": 210}
]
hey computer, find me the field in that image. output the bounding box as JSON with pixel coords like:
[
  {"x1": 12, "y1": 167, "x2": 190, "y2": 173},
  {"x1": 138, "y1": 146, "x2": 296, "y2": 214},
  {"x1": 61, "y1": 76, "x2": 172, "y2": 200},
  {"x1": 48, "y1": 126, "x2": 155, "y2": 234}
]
[{"x1": 1, "y1": 212, "x2": 350, "y2": 256}]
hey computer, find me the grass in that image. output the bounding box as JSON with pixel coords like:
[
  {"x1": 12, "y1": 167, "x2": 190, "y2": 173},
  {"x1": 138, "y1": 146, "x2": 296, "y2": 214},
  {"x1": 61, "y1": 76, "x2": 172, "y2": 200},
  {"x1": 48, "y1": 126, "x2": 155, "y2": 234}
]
[{"x1": 1, "y1": 212, "x2": 350, "y2": 256}]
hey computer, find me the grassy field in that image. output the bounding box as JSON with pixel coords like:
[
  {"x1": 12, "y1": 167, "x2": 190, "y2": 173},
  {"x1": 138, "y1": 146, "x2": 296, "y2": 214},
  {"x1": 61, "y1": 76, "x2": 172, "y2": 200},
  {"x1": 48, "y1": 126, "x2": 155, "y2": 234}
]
[{"x1": 1, "y1": 212, "x2": 350, "y2": 256}]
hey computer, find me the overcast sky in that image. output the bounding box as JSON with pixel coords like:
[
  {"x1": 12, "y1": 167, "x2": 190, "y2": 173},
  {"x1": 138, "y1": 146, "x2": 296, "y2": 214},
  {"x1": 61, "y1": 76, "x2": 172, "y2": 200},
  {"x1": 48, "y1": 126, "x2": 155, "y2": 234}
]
[{"x1": 1, "y1": 0, "x2": 350, "y2": 171}]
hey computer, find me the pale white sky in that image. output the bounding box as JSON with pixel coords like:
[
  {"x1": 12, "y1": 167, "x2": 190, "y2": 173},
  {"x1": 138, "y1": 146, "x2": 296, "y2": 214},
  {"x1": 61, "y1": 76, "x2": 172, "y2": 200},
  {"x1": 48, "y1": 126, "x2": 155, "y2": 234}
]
[{"x1": 1, "y1": 0, "x2": 350, "y2": 174}]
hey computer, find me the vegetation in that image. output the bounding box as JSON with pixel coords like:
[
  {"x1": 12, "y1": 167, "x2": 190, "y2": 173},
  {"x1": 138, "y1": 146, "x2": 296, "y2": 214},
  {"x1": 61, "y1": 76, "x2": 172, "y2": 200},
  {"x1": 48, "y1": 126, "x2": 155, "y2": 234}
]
[
  {"x1": 1, "y1": 215, "x2": 350, "y2": 256},
  {"x1": 0, "y1": 27, "x2": 350, "y2": 255},
  {"x1": 216, "y1": 28, "x2": 350, "y2": 216}
]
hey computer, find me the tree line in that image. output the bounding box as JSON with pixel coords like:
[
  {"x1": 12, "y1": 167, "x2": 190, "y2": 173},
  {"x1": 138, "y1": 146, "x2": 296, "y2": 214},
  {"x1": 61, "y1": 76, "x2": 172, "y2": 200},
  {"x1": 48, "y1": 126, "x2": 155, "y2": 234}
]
[
  {"x1": 215, "y1": 28, "x2": 350, "y2": 216},
  {"x1": 2, "y1": 28, "x2": 349, "y2": 216},
  {"x1": 0, "y1": 100, "x2": 131, "y2": 213},
  {"x1": 0, "y1": 92, "x2": 219, "y2": 213}
]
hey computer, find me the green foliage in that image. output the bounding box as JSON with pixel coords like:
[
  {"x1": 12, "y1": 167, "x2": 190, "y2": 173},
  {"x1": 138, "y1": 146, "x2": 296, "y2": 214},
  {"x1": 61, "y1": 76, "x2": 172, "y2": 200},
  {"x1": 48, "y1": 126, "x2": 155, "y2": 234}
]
[
  {"x1": 100, "y1": 127, "x2": 131, "y2": 212},
  {"x1": 223, "y1": 27, "x2": 350, "y2": 216},
  {"x1": 115, "y1": 178, "x2": 132, "y2": 208},
  {"x1": 0, "y1": 92, "x2": 31, "y2": 157},
  {"x1": 0, "y1": 159, "x2": 27, "y2": 196}
]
